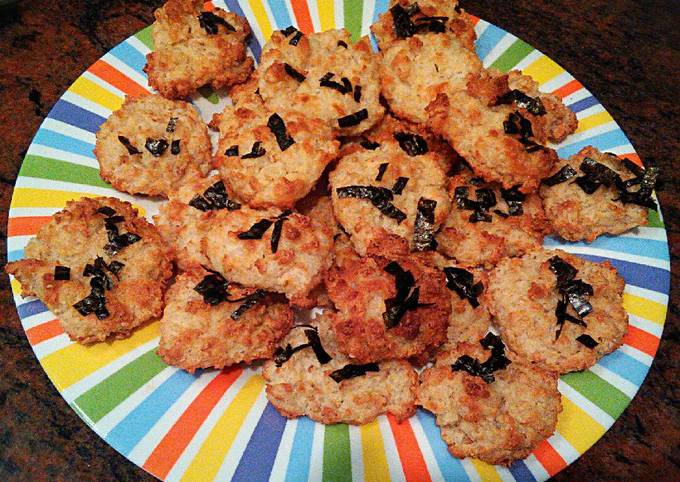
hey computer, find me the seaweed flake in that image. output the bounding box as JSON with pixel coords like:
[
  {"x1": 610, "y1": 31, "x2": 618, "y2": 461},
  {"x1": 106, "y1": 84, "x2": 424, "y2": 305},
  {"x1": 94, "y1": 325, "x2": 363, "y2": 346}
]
[
  {"x1": 166, "y1": 117, "x2": 178, "y2": 133},
  {"x1": 241, "y1": 141, "x2": 266, "y2": 159},
  {"x1": 304, "y1": 328, "x2": 332, "y2": 364},
  {"x1": 451, "y1": 333, "x2": 511, "y2": 383},
  {"x1": 231, "y1": 289, "x2": 265, "y2": 320},
  {"x1": 413, "y1": 198, "x2": 438, "y2": 251},
  {"x1": 225, "y1": 145, "x2": 239, "y2": 156},
  {"x1": 443, "y1": 266, "x2": 483, "y2": 308},
  {"x1": 361, "y1": 139, "x2": 381, "y2": 150},
  {"x1": 394, "y1": 131, "x2": 428, "y2": 156},
  {"x1": 118, "y1": 135, "x2": 141, "y2": 155},
  {"x1": 268, "y1": 113, "x2": 295, "y2": 151},
  {"x1": 96, "y1": 206, "x2": 116, "y2": 217},
  {"x1": 495, "y1": 89, "x2": 546, "y2": 116},
  {"x1": 542, "y1": 165, "x2": 577, "y2": 186},
  {"x1": 73, "y1": 257, "x2": 122, "y2": 319},
  {"x1": 145, "y1": 138, "x2": 169, "y2": 157},
  {"x1": 576, "y1": 334, "x2": 599, "y2": 349},
  {"x1": 338, "y1": 109, "x2": 368, "y2": 128},
  {"x1": 391, "y1": 177, "x2": 409, "y2": 195},
  {"x1": 54, "y1": 265, "x2": 70, "y2": 281},
  {"x1": 336, "y1": 185, "x2": 407, "y2": 223},
  {"x1": 337, "y1": 40, "x2": 348, "y2": 48},
  {"x1": 273, "y1": 325, "x2": 332, "y2": 366},
  {"x1": 171, "y1": 139, "x2": 181, "y2": 155},
  {"x1": 330, "y1": 363, "x2": 379, "y2": 382},
  {"x1": 284, "y1": 63, "x2": 306, "y2": 82},
  {"x1": 98, "y1": 208, "x2": 141, "y2": 255},
  {"x1": 194, "y1": 269, "x2": 230, "y2": 305},
  {"x1": 270, "y1": 210, "x2": 292, "y2": 253},
  {"x1": 503, "y1": 112, "x2": 544, "y2": 153},
  {"x1": 198, "y1": 11, "x2": 236, "y2": 35},
  {"x1": 375, "y1": 162, "x2": 389, "y2": 181},
  {"x1": 189, "y1": 181, "x2": 241, "y2": 212},
  {"x1": 281, "y1": 25, "x2": 297, "y2": 36},
  {"x1": 500, "y1": 186, "x2": 525, "y2": 216},
  {"x1": 237, "y1": 210, "x2": 291, "y2": 253},
  {"x1": 548, "y1": 255, "x2": 594, "y2": 339},
  {"x1": 319, "y1": 72, "x2": 353, "y2": 95},
  {"x1": 493, "y1": 209, "x2": 509, "y2": 218},
  {"x1": 574, "y1": 157, "x2": 620, "y2": 194},
  {"x1": 382, "y1": 261, "x2": 431, "y2": 328},
  {"x1": 353, "y1": 85, "x2": 362, "y2": 102},
  {"x1": 390, "y1": 4, "x2": 447, "y2": 38},
  {"x1": 237, "y1": 219, "x2": 274, "y2": 240}
]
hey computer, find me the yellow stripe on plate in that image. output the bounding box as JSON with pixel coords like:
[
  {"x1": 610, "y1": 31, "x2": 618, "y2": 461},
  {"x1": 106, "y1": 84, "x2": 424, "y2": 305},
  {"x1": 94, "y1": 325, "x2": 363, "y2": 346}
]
[
  {"x1": 10, "y1": 278, "x2": 23, "y2": 294},
  {"x1": 40, "y1": 321, "x2": 160, "y2": 390},
  {"x1": 10, "y1": 188, "x2": 98, "y2": 209},
  {"x1": 623, "y1": 293, "x2": 666, "y2": 325},
  {"x1": 576, "y1": 111, "x2": 614, "y2": 133},
  {"x1": 360, "y1": 420, "x2": 390, "y2": 482},
  {"x1": 248, "y1": 0, "x2": 274, "y2": 40},
  {"x1": 317, "y1": 0, "x2": 335, "y2": 31},
  {"x1": 69, "y1": 76, "x2": 124, "y2": 112},
  {"x1": 470, "y1": 459, "x2": 503, "y2": 482},
  {"x1": 556, "y1": 396, "x2": 606, "y2": 454},
  {"x1": 522, "y1": 55, "x2": 565, "y2": 85},
  {"x1": 181, "y1": 375, "x2": 265, "y2": 482}
]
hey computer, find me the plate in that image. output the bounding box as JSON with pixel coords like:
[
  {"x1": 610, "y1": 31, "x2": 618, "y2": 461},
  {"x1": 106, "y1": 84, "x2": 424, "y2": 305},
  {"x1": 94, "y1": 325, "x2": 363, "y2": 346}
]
[{"x1": 6, "y1": 0, "x2": 669, "y2": 480}]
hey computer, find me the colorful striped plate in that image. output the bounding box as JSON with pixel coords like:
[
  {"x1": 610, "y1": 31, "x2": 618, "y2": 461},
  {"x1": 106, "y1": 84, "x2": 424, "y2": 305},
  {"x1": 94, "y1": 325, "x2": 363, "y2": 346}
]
[{"x1": 7, "y1": 1, "x2": 669, "y2": 481}]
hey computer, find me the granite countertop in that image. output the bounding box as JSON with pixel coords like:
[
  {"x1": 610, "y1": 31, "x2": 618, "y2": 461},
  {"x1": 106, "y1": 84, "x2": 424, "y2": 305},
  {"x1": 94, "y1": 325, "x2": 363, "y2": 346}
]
[{"x1": 0, "y1": 0, "x2": 678, "y2": 480}]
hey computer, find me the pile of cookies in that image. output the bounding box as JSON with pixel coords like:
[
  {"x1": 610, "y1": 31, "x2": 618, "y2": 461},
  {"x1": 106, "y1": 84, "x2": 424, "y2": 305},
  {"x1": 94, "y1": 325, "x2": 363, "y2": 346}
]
[{"x1": 7, "y1": 0, "x2": 661, "y2": 466}]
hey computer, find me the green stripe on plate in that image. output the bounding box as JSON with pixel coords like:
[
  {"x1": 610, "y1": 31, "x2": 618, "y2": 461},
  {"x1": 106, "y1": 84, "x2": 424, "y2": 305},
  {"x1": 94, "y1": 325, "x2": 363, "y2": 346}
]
[
  {"x1": 74, "y1": 348, "x2": 167, "y2": 423},
  {"x1": 135, "y1": 25, "x2": 154, "y2": 50},
  {"x1": 648, "y1": 208, "x2": 664, "y2": 228},
  {"x1": 561, "y1": 370, "x2": 630, "y2": 419},
  {"x1": 490, "y1": 38, "x2": 534, "y2": 73},
  {"x1": 197, "y1": 86, "x2": 220, "y2": 105},
  {"x1": 344, "y1": 0, "x2": 363, "y2": 43},
  {"x1": 20, "y1": 155, "x2": 110, "y2": 188},
  {"x1": 322, "y1": 423, "x2": 352, "y2": 482}
]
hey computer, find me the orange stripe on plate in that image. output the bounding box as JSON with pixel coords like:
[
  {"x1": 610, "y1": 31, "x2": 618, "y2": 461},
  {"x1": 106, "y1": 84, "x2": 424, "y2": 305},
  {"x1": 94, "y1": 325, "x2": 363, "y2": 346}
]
[
  {"x1": 387, "y1": 414, "x2": 431, "y2": 482},
  {"x1": 291, "y1": 0, "x2": 314, "y2": 33},
  {"x1": 143, "y1": 367, "x2": 243, "y2": 479},
  {"x1": 88, "y1": 60, "x2": 148, "y2": 98},
  {"x1": 532, "y1": 439, "x2": 567, "y2": 476},
  {"x1": 552, "y1": 79, "x2": 582, "y2": 98},
  {"x1": 623, "y1": 325, "x2": 659, "y2": 357},
  {"x1": 204, "y1": 1, "x2": 215, "y2": 12},
  {"x1": 26, "y1": 319, "x2": 64, "y2": 345},
  {"x1": 7, "y1": 216, "x2": 51, "y2": 236},
  {"x1": 619, "y1": 152, "x2": 643, "y2": 166}
]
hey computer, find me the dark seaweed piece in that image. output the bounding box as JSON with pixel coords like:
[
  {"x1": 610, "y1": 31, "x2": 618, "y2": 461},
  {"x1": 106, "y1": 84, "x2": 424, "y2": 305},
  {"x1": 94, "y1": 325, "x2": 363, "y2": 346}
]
[
  {"x1": 189, "y1": 181, "x2": 241, "y2": 212},
  {"x1": 576, "y1": 334, "x2": 599, "y2": 349},
  {"x1": 106, "y1": 261, "x2": 125, "y2": 277},
  {"x1": 166, "y1": 117, "x2": 178, "y2": 133},
  {"x1": 443, "y1": 266, "x2": 483, "y2": 308},
  {"x1": 394, "y1": 132, "x2": 429, "y2": 156},
  {"x1": 304, "y1": 328, "x2": 332, "y2": 364},
  {"x1": 330, "y1": 363, "x2": 379, "y2": 382},
  {"x1": 289, "y1": 30, "x2": 303, "y2": 45},
  {"x1": 97, "y1": 206, "x2": 116, "y2": 217},
  {"x1": 270, "y1": 210, "x2": 292, "y2": 253},
  {"x1": 73, "y1": 256, "x2": 121, "y2": 319},
  {"x1": 319, "y1": 72, "x2": 353, "y2": 95},
  {"x1": 503, "y1": 112, "x2": 544, "y2": 153},
  {"x1": 98, "y1": 209, "x2": 141, "y2": 255},
  {"x1": 391, "y1": 177, "x2": 409, "y2": 195},
  {"x1": 554, "y1": 297, "x2": 588, "y2": 339},
  {"x1": 198, "y1": 11, "x2": 235, "y2": 35},
  {"x1": 493, "y1": 209, "x2": 509, "y2": 218},
  {"x1": 469, "y1": 210, "x2": 492, "y2": 223},
  {"x1": 230, "y1": 290, "x2": 265, "y2": 320},
  {"x1": 273, "y1": 343, "x2": 306, "y2": 367},
  {"x1": 104, "y1": 233, "x2": 141, "y2": 255},
  {"x1": 336, "y1": 185, "x2": 407, "y2": 223},
  {"x1": 241, "y1": 141, "x2": 266, "y2": 159},
  {"x1": 413, "y1": 198, "x2": 438, "y2": 251},
  {"x1": 361, "y1": 139, "x2": 381, "y2": 150},
  {"x1": 238, "y1": 219, "x2": 274, "y2": 240},
  {"x1": 170, "y1": 139, "x2": 181, "y2": 155},
  {"x1": 475, "y1": 188, "x2": 497, "y2": 209},
  {"x1": 391, "y1": 4, "x2": 419, "y2": 38},
  {"x1": 338, "y1": 108, "x2": 368, "y2": 128},
  {"x1": 281, "y1": 25, "x2": 297, "y2": 36},
  {"x1": 353, "y1": 85, "x2": 362, "y2": 102},
  {"x1": 500, "y1": 186, "x2": 525, "y2": 216},
  {"x1": 451, "y1": 333, "x2": 511, "y2": 383},
  {"x1": 542, "y1": 165, "x2": 577, "y2": 186},
  {"x1": 548, "y1": 255, "x2": 594, "y2": 339},
  {"x1": 268, "y1": 113, "x2": 295, "y2": 151},
  {"x1": 622, "y1": 157, "x2": 645, "y2": 177},
  {"x1": 117, "y1": 135, "x2": 141, "y2": 155},
  {"x1": 454, "y1": 185, "x2": 495, "y2": 222},
  {"x1": 454, "y1": 186, "x2": 470, "y2": 208},
  {"x1": 382, "y1": 261, "x2": 430, "y2": 328},
  {"x1": 614, "y1": 164, "x2": 660, "y2": 210},
  {"x1": 225, "y1": 145, "x2": 239, "y2": 156},
  {"x1": 194, "y1": 270, "x2": 230, "y2": 305},
  {"x1": 470, "y1": 177, "x2": 485, "y2": 186},
  {"x1": 54, "y1": 266, "x2": 70, "y2": 281},
  {"x1": 145, "y1": 138, "x2": 169, "y2": 157},
  {"x1": 337, "y1": 40, "x2": 348, "y2": 48},
  {"x1": 414, "y1": 15, "x2": 447, "y2": 33},
  {"x1": 73, "y1": 293, "x2": 109, "y2": 320},
  {"x1": 284, "y1": 63, "x2": 306, "y2": 82},
  {"x1": 375, "y1": 162, "x2": 389, "y2": 181},
  {"x1": 495, "y1": 89, "x2": 546, "y2": 116},
  {"x1": 574, "y1": 157, "x2": 620, "y2": 194}
]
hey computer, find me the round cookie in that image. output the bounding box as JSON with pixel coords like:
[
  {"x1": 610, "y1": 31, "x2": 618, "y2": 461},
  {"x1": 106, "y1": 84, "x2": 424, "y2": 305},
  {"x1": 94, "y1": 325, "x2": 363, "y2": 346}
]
[
  {"x1": 258, "y1": 28, "x2": 384, "y2": 135},
  {"x1": 201, "y1": 206, "x2": 334, "y2": 308},
  {"x1": 144, "y1": 0, "x2": 253, "y2": 99},
  {"x1": 262, "y1": 313, "x2": 417, "y2": 425},
  {"x1": 329, "y1": 137, "x2": 451, "y2": 257},
  {"x1": 486, "y1": 248, "x2": 629, "y2": 373},
  {"x1": 158, "y1": 268, "x2": 294, "y2": 372},
  {"x1": 325, "y1": 246, "x2": 451, "y2": 363},
  {"x1": 94, "y1": 94, "x2": 212, "y2": 198},
  {"x1": 417, "y1": 337, "x2": 561, "y2": 466},
  {"x1": 6, "y1": 197, "x2": 173, "y2": 344},
  {"x1": 437, "y1": 167, "x2": 551, "y2": 268},
  {"x1": 211, "y1": 95, "x2": 339, "y2": 208},
  {"x1": 540, "y1": 146, "x2": 650, "y2": 242}
]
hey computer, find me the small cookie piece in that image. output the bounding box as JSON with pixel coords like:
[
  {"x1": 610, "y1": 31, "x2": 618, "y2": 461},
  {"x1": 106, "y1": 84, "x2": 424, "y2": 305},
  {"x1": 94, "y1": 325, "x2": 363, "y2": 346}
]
[
  {"x1": 6, "y1": 197, "x2": 172, "y2": 343},
  {"x1": 487, "y1": 248, "x2": 628, "y2": 373},
  {"x1": 325, "y1": 248, "x2": 450, "y2": 363},
  {"x1": 379, "y1": 32, "x2": 483, "y2": 124},
  {"x1": 371, "y1": 0, "x2": 476, "y2": 51},
  {"x1": 418, "y1": 338, "x2": 561, "y2": 465},
  {"x1": 329, "y1": 137, "x2": 451, "y2": 257},
  {"x1": 258, "y1": 28, "x2": 384, "y2": 135},
  {"x1": 437, "y1": 168, "x2": 551, "y2": 268},
  {"x1": 158, "y1": 268, "x2": 294, "y2": 372},
  {"x1": 145, "y1": 0, "x2": 254, "y2": 99},
  {"x1": 94, "y1": 94, "x2": 212, "y2": 197},
  {"x1": 202, "y1": 207, "x2": 334, "y2": 308},
  {"x1": 262, "y1": 314, "x2": 417, "y2": 425},
  {"x1": 426, "y1": 82, "x2": 558, "y2": 193},
  {"x1": 540, "y1": 146, "x2": 649, "y2": 242},
  {"x1": 211, "y1": 96, "x2": 339, "y2": 208}
]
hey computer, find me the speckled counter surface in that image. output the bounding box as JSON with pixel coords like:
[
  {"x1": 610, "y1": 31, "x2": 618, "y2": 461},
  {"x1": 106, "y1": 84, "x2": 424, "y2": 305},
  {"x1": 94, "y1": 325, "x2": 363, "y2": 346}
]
[{"x1": 0, "y1": 0, "x2": 677, "y2": 480}]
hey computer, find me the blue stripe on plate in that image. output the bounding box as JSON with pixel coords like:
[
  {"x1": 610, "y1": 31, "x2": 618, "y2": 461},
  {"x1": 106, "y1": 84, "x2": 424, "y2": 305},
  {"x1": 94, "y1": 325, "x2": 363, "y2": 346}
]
[
  {"x1": 597, "y1": 350, "x2": 650, "y2": 386},
  {"x1": 543, "y1": 235, "x2": 669, "y2": 261},
  {"x1": 374, "y1": 0, "x2": 389, "y2": 21},
  {"x1": 576, "y1": 254, "x2": 670, "y2": 293},
  {"x1": 557, "y1": 128, "x2": 630, "y2": 158},
  {"x1": 567, "y1": 95, "x2": 599, "y2": 113},
  {"x1": 48, "y1": 100, "x2": 107, "y2": 134},
  {"x1": 285, "y1": 417, "x2": 315, "y2": 482},
  {"x1": 33, "y1": 129, "x2": 96, "y2": 158},
  {"x1": 415, "y1": 410, "x2": 471, "y2": 481},
  {"x1": 109, "y1": 41, "x2": 148, "y2": 76},
  {"x1": 267, "y1": 0, "x2": 293, "y2": 29},
  {"x1": 475, "y1": 23, "x2": 506, "y2": 62},
  {"x1": 8, "y1": 249, "x2": 24, "y2": 262},
  {"x1": 508, "y1": 460, "x2": 538, "y2": 482},
  {"x1": 224, "y1": 0, "x2": 262, "y2": 60},
  {"x1": 232, "y1": 403, "x2": 287, "y2": 482},
  {"x1": 17, "y1": 299, "x2": 48, "y2": 318}
]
